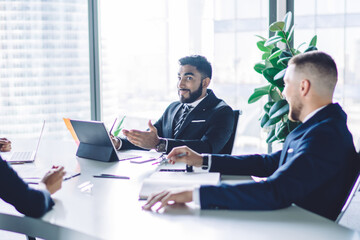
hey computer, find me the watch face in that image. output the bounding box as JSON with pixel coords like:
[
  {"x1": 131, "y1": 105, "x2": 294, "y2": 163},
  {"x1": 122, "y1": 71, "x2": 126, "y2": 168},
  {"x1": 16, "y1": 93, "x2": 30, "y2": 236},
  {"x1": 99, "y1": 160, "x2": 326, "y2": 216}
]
[{"x1": 156, "y1": 140, "x2": 166, "y2": 152}]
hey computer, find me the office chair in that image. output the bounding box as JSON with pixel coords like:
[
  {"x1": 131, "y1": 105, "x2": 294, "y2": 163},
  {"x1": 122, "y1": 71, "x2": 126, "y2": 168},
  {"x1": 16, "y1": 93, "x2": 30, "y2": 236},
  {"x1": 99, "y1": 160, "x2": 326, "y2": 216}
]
[
  {"x1": 335, "y1": 149, "x2": 360, "y2": 223},
  {"x1": 219, "y1": 110, "x2": 242, "y2": 154}
]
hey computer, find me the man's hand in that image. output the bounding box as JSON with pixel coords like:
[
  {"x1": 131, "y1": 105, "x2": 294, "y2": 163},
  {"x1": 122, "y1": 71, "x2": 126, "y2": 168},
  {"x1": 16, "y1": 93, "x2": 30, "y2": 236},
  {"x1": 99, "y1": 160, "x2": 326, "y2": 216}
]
[
  {"x1": 0, "y1": 138, "x2": 11, "y2": 152},
  {"x1": 41, "y1": 166, "x2": 66, "y2": 194},
  {"x1": 110, "y1": 135, "x2": 120, "y2": 149},
  {"x1": 167, "y1": 146, "x2": 203, "y2": 167},
  {"x1": 142, "y1": 188, "x2": 193, "y2": 212},
  {"x1": 122, "y1": 120, "x2": 160, "y2": 149}
]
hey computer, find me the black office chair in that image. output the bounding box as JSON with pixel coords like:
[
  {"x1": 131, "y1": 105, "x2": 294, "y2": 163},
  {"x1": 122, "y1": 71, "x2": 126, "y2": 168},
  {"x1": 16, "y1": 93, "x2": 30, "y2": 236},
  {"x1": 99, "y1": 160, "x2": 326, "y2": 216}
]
[{"x1": 219, "y1": 110, "x2": 241, "y2": 154}]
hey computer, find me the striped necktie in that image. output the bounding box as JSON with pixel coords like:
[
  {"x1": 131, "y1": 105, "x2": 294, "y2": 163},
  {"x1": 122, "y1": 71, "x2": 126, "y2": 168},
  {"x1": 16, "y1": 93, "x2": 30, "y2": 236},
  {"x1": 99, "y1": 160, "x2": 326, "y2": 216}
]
[{"x1": 174, "y1": 104, "x2": 192, "y2": 136}]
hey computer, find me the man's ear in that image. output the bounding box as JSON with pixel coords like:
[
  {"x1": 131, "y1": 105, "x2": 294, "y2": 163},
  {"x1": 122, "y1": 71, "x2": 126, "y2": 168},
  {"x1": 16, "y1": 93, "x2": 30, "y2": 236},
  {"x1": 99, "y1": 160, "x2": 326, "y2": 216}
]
[
  {"x1": 300, "y1": 79, "x2": 311, "y2": 96},
  {"x1": 202, "y1": 77, "x2": 211, "y2": 88}
]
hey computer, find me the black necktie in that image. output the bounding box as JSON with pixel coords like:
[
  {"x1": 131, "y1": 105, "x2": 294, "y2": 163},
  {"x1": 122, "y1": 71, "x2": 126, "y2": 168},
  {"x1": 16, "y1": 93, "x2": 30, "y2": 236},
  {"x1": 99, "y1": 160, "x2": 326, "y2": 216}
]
[{"x1": 174, "y1": 104, "x2": 192, "y2": 136}]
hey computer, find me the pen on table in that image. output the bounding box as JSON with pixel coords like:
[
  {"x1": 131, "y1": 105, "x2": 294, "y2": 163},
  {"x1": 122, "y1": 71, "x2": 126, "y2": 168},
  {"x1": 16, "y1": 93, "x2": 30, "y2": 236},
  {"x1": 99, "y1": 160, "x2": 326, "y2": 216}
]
[
  {"x1": 64, "y1": 172, "x2": 81, "y2": 181},
  {"x1": 109, "y1": 118, "x2": 117, "y2": 135},
  {"x1": 93, "y1": 174, "x2": 130, "y2": 179},
  {"x1": 152, "y1": 152, "x2": 188, "y2": 165}
]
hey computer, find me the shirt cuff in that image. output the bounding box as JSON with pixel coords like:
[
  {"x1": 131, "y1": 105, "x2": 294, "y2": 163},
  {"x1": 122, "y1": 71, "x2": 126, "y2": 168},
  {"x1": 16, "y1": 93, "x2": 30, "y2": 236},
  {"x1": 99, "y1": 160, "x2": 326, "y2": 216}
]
[
  {"x1": 116, "y1": 137, "x2": 123, "y2": 150},
  {"x1": 208, "y1": 154, "x2": 212, "y2": 170},
  {"x1": 164, "y1": 138, "x2": 168, "y2": 152},
  {"x1": 192, "y1": 186, "x2": 201, "y2": 207},
  {"x1": 194, "y1": 154, "x2": 212, "y2": 172}
]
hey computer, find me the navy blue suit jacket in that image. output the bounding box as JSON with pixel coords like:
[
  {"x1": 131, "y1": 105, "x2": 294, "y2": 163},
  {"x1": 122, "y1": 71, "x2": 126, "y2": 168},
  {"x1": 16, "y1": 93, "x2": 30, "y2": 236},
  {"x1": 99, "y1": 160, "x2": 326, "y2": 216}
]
[
  {"x1": 200, "y1": 103, "x2": 360, "y2": 220},
  {"x1": 121, "y1": 89, "x2": 234, "y2": 154},
  {"x1": 0, "y1": 156, "x2": 54, "y2": 218}
]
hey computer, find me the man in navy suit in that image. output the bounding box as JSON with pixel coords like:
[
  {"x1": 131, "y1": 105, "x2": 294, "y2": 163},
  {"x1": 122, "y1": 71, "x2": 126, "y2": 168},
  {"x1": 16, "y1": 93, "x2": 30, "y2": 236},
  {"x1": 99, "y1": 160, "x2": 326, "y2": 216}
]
[
  {"x1": 112, "y1": 55, "x2": 234, "y2": 154},
  {"x1": 143, "y1": 51, "x2": 360, "y2": 221},
  {"x1": 0, "y1": 140, "x2": 65, "y2": 218}
]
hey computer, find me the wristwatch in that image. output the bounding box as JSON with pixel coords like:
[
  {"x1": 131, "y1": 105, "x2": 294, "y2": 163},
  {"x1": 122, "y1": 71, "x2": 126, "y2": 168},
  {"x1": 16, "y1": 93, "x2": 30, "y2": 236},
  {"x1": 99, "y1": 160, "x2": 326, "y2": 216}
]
[
  {"x1": 201, "y1": 154, "x2": 210, "y2": 170},
  {"x1": 155, "y1": 138, "x2": 167, "y2": 153}
]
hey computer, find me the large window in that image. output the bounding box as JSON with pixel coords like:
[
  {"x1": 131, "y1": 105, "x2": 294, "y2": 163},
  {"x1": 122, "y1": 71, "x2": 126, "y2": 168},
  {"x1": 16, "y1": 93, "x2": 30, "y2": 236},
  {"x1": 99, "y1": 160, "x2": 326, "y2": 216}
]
[
  {"x1": 0, "y1": 0, "x2": 90, "y2": 139},
  {"x1": 98, "y1": 0, "x2": 269, "y2": 154},
  {"x1": 295, "y1": 0, "x2": 360, "y2": 145},
  {"x1": 3, "y1": 1, "x2": 357, "y2": 152}
]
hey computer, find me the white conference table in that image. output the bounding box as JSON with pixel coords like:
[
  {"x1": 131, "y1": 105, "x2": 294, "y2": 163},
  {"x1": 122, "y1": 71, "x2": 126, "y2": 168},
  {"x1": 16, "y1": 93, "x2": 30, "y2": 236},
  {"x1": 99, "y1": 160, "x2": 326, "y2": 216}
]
[{"x1": 0, "y1": 139, "x2": 359, "y2": 240}]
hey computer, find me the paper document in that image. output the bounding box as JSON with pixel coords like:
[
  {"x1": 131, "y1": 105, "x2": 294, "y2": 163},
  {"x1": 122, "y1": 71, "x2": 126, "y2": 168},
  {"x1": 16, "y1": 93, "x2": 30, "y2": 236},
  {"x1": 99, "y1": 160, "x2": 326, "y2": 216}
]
[{"x1": 139, "y1": 171, "x2": 220, "y2": 200}]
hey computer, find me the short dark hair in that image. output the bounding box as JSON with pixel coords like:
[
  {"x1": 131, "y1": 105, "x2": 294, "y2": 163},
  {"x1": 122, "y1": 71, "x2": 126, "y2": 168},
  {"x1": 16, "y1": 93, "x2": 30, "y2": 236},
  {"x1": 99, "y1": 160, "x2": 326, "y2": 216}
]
[
  {"x1": 179, "y1": 55, "x2": 212, "y2": 79},
  {"x1": 289, "y1": 51, "x2": 338, "y2": 81},
  {"x1": 289, "y1": 51, "x2": 338, "y2": 93}
]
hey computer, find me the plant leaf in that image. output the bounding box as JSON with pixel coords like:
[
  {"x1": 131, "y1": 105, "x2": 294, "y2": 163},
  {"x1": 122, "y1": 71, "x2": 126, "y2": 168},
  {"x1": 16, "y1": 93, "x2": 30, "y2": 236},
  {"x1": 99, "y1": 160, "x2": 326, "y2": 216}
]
[
  {"x1": 262, "y1": 52, "x2": 270, "y2": 60},
  {"x1": 283, "y1": 11, "x2": 292, "y2": 33},
  {"x1": 269, "y1": 86, "x2": 282, "y2": 101},
  {"x1": 304, "y1": 46, "x2": 318, "y2": 53},
  {"x1": 263, "y1": 68, "x2": 285, "y2": 90},
  {"x1": 280, "y1": 50, "x2": 292, "y2": 58},
  {"x1": 309, "y1": 35, "x2": 317, "y2": 47},
  {"x1": 257, "y1": 41, "x2": 271, "y2": 52},
  {"x1": 277, "y1": 57, "x2": 291, "y2": 66},
  {"x1": 260, "y1": 113, "x2": 270, "y2": 128},
  {"x1": 263, "y1": 68, "x2": 280, "y2": 82},
  {"x1": 275, "y1": 121, "x2": 289, "y2": 140},
  {"x1": 264, "y1": 101, "x2": 275, "y2": 113},
  {"x1": 248, "y1": 85, "x2": 271, "y2": 104},
  {"x1": 264, "y1": 114, "x2": 282, "y2": 127},
  {"x1": 270, "y1": 102, "x2": 289, "y2": 119},
  {"x1": 264, "y1": 36, "x2": 282, "y2": 47},
  {"x1": 273, "y1": 68, "x2": 286, "y2": 81},
  {"x1": 254, "y1": 62, "x2": 266, "y2": 74},
  {"x1": 276, "y1": 31, "x2": 286, "y2": 39},
  {"x1": 255, "y1": 35, "x2": 267, "y2": 41},
  {"x1": 266, "y1": 128, "x2": 277, "y2": 143},
  {"x1": 269, "y1": 99, "x2": 288, "y2": 116},
  {"x1": 287, "y1": 25, "x2": 295, "y2": 42},
  {"x1": 269, "y1": 21, "x2": 285, "y2": 32},
  {"x1": 268, "y1": 49, "x2": 283, "y2": 60}
]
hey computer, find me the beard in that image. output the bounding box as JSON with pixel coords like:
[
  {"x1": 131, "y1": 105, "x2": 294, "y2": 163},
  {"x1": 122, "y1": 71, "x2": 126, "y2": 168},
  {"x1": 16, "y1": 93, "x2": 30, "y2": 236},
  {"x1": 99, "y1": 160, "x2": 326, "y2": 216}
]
[
  {"x1": 288, "y1": 97, "x2": 303, "y2": 122},
  {"x1": 179, "y1": 80, "x2": 203, "y2": 103}
]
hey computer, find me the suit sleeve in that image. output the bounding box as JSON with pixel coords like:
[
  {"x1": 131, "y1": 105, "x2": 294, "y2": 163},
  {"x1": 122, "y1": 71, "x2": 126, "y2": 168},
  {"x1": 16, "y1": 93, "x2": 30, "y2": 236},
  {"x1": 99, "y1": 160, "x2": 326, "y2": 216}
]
[
  {"x1": 166, "y1": 105, "x2": 234, "y2": 154},
  {"x1": 210, "y1": 151, "x2": 281, "y2": 177},
  {"x1": 0, "y1": 157, "x2": 54, "y2": 218},
  {"x1": 199, "y1": 128, "x2": 344, "y2": 211}
]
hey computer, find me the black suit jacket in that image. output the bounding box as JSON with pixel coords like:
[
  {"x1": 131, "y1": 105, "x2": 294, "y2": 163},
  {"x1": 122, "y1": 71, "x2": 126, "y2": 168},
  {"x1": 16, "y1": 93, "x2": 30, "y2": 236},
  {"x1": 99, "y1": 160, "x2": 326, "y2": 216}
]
[
  {"x1": 0, "y1": 156, "x2": 54, "y2": 218},
  {"x1": 200, "y1": 103, "x2": 360, "y2": 221},
  {"x1": 121, "y1": 89, "x2": 234, "y2": 154}
]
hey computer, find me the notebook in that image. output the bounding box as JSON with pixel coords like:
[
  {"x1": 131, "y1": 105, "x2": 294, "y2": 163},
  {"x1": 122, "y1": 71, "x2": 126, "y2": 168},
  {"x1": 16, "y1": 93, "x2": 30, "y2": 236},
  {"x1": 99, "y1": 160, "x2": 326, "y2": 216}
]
[
  {"x1": 139, "y1": 171, "x2": 220, "y2": 200},
  {"x1": 3, "y1": 121, "x2": 45, "y2": 163}
]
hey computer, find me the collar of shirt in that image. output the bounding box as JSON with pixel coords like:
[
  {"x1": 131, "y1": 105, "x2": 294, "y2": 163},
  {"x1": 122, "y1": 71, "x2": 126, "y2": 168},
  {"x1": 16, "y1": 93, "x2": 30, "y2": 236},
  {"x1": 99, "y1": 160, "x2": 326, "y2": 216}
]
[
  {"x1": 302, "y1": 105, "x2": 328, "y2": 123},
  {"x1": 186, "y1": 93, "x2": 208, "y2": 109}
]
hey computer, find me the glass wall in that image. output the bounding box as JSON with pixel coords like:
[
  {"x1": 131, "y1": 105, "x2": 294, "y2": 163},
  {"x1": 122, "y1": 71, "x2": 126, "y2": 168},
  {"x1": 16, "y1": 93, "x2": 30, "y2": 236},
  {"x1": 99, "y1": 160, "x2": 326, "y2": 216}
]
[
  {"x1": 98, "y1": 0, "x2": 269, "y2": 154},
  {"x1": 295, "y1": 0, "x2": 360, "y2": 146},
  {"x1": 0, "y1": 0, "x2": 90, "y2": 139}
]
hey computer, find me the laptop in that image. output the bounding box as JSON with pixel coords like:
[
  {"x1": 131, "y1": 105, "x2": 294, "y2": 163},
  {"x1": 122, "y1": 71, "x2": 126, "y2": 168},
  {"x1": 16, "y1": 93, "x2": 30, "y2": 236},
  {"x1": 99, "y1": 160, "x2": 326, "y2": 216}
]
[
  {"x1": 3, "y1": 121, "x2": 45, "y2": 163},
  {"x1": 70, "y1": 119, "x2": 141, "y2": 162}
]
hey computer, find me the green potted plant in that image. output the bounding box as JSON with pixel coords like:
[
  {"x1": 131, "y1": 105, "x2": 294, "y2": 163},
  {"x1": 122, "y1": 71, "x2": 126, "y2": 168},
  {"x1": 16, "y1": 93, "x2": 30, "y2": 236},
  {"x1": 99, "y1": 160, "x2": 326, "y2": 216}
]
[{"x1": 248, "y1": 11, "x2": 318, "y2": 143}]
